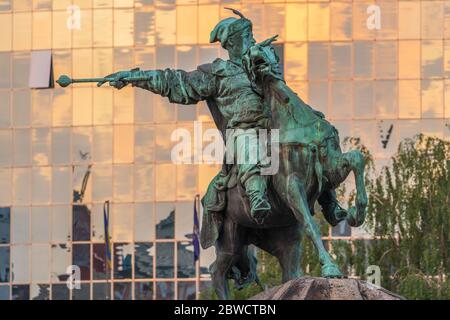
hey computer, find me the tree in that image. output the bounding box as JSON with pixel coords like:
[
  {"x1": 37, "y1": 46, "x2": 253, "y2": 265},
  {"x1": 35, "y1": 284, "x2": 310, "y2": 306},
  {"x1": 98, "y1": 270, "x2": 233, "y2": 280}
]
[{"x1": 200, "y1": 134, "x2": 449, "y2": 300}]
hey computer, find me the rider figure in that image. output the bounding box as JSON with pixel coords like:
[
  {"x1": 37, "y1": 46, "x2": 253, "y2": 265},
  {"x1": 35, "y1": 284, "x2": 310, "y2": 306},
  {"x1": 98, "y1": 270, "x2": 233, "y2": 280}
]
[{"x1": 105, "y1": 8, "x2": 346, "y2": 226}]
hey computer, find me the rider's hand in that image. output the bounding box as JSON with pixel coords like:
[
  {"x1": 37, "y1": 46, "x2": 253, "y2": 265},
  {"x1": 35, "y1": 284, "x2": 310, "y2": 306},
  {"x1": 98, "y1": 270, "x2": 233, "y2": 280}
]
[{"x1": 98, "y1": 71, "x2": 131, "y2": 89}]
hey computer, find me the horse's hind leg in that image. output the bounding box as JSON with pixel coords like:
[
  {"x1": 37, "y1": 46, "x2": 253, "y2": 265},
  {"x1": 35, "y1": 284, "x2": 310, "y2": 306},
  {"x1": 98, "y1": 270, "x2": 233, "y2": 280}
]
[
  {"x1": 211, "y1": 216, "x2": 246, "y2": 300},
  {"x1": 283, "y1": 174, "x2": 342, "y2": 278}
]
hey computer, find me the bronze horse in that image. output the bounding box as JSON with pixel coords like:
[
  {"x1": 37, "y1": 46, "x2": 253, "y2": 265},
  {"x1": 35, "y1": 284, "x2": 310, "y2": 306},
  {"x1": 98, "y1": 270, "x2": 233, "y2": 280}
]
[{"x1": 202, "y1": 38, "x2": 368, "y2": 299}]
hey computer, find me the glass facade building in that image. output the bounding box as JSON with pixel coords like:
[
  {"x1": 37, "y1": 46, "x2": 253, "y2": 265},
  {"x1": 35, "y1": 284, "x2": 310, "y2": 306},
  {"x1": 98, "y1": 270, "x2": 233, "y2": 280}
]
[{"x1": 0, "y1": 0, "x2": 449, "y2": 300}]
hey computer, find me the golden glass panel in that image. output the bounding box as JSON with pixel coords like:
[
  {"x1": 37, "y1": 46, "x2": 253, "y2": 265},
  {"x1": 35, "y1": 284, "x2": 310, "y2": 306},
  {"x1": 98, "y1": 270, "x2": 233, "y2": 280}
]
[
  {"x1": 114, "y1": 88, "x2": 134, "y2": 124},
  {"x1": 330, "y1": 42, "x2": 351, "y2": 80},
  {"x1": 0, "y1": 168, "x2": 11, "y2": 205},
  {"x1": 307, "y1": 81, "x2": 328, "y2": 115},
  {"x1": 398, "y1": 1, "x2": 420, "y2": 39},
  {"x1": 398, "y1": 40, "x2": 420, "y2": 79},
  {"x1": 135, "y1": 7, "x2": 156, "y2": 46},
  {"x1": 445, "y1": 2, "x2": 450, "y2": 39},
  {"x1": 421, "y1": 40, "x2": 444, "y2": 79},
  {"x1": 155, "y1": 163, "x2": 176, "y2": 201},
  {"x1": 52, "y1": 205, "x2": 71, "y2": 242},
  {"x1": 446, "y1": 79, "x2": 450, "y2": 119},
  {"x1": 155, "y1": 124, "x2": 176, "y2": 162},
  {"x1": 32, "y1": 89, "x2": 52, "y2": 127},
  {"x1": 242, "y1": 4, "x2": 264, "y2": 41},
  {"x1": 73, "y1": 8, "x2": 92, "y2": 48},
  {"x1": 14, "y1": 128, "x2": 31, "y2": 166},
  {"x1": 93, "y1": 125, "x2": 112, "y2": 163},
  {"x1": 32, "y1": 11, "x2": 51, "y2": 49},
  {"x1": 0, "y1": 13, "x2": 12, "y2": 51},
  {"x1": 375, "y1": 80, "x2": 398, "y2": 118},
  {"x1": 0, "y1": 91, "x2": 10, "y2": 128},
  {"x1": 308, "y1": 3, "x2": 329, "y2": 41},
  {"x1": 114, "y1": 0, "x2": 133, "y2": 7},
  {"x1": 73, "y1": 48, "x2": 93, "y2": 79},
  {"x1": 0, "y1": 129, "x2": 12, "y2": 166},
  {"x1": 285, "y1": 3, "x2": 306, "y2": 42},
  {"x1": 52, "y1": 127, "x2": 71, "y2": 165},
  {"x1": 93, "y1": 88, "x2": 113, "y2": 125},
  {"x1": 72, "y1": 126, "x2": 92, "y2": 163},
  {"x1": 113, "y1": 124, "x2": 134, "y2": 163},
  {"x1": 52, "y1": 88, "x2": 72, "y2": 126},
  {"x1": 176, "y1": 164, "x2": 197, "y2": 201},
  {"x1": 308, "y1": 42, "x2": 328, "y2": 80},
  {"x1": 352, "y1": 1, "x2": 375, "y2": 40},
  {"x1": 32, "y1": 0, "x2": 51, "y2": 10},
  {"x1": 375, "y1": 1, "x2": 397, "y2": 40},
  {"x1": 421, "y1": 1, "x2": 443, "y2": 39},
  {"x1": 330, "y1": 81, "x2": 352, "y2": 120},
  {"x1": 13, "y1": 12, "x2": 31, "y2": 51},
  {"x1": 12, "y1": 51, "x2": 30, "y2": 88},
  {"x1": 52, "y1": 0, "x2": 72, "y2": 10},
  {"x1": 330, "y1": 1, "x2": 351, "y2": 41},
  {"x1": 52, "y1": 11, "x2": 72, "y2": 49},
  {"x1": 93, "y1": 48, "x2": 113, "y2": 78},
  {"x1": 13, "y1": 167, "x2": 30, "y2": 205},
  {"x1": 13, "y1": 0, "x2": 32, "y2": 11},
  {"x1": 354, "y1": 80, "x2": 374, "y2": 119},
  {"x1": 114, "y1": 8, "x2": 134, "y2": 47},
  {"x1": 134, "y1": 164, "x2": 154, "y2": 201},
  {"x1": 134, "y1": 202, "x2": 154, "y2": 241},
  {"x1": 94, "y1": 0, "x2": 113, "y2": 8},
  {"x1": 32, "y1": 166, "x2": 51, "y2": 204},
  {"x1": 51, "y1": 243, "x2": 70, "y2": 282},
  {"x1": 32, "y1": 128, "x2": 50, "y2": 166},
  {"x1": 92, "y1": 203, "x2": 106, "y2": 241},
  {"x1": 92, "y1": 126, "x2": 113, "y2": 163},
  {"x1": 421, "y1": 119, "x2": 444, "y2": 139},
  {"x1": 284, "y1": 42, "x2": 307, "y2": 82},
  {"x1": 445, "y1": 40, "x2": 450, "y2": 78},
  {"x1": 264, "y1": 3, "x2": 284, "y2": 41},
  {"x1": 353, "y1": 120, "x2": 377, "y2": 156},
  {"x1": 11, "y1": 207, "x2": 29, "y2": 244},
  {"x1": 73, "y1": 0, "x2": 93, "y2": 9},
  {"x1": 421, "y1": 80, "x2": 444, "y2": 118},
  {"x1": 92, "y1": 165, "x2": 112, "y2": 202},
  {"x1": 177, "y1": 5, "x2": 197, "y2": 45},
  {"x1": 113, "y1": 203, "x2": 133, "y2": 242},
  {"x1": 155, "y1": 5, "x2": 176, "y2": 45},
  {"x1": 198, "y1": 5, "x2": 219, "y2": 44},
  {"x1": 135, "y1": 125, "x2": 154, "y2": 163},
  {"x1": 198, "y1": 163, "x2": 220, "y2": 195},
  {"x1": 13, "y1": 90, "x2": 31, "y2": 126},
  {"x1": 398, "y1": 80, "x2": 420, "y2": 119},
  {"x1": 113, "y1": 164, "x2": 133, "y2": 201},
  {"x1": 52, "y1": 167, "x2": 72, "y2": 204},
  {"x1": 11, "y1": 245, "x2": 30, "y2": 283},
  {"x1": 31, "y1": 206, "x2": 50, "y2": 242},
  {"x1": 93, "y1": 8, "x2": 113, "y2": 47},
  {"x1": 374, "y1": 41, "x2": 397, "y2": 79},
  {"x1": 73, "y1": 87, "x2": 93, "y2": 126}
]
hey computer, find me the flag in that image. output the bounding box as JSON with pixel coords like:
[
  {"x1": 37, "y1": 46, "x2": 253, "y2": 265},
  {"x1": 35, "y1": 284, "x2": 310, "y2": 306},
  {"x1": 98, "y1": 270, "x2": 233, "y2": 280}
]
[
  {"x1": 193, "y1": 195, "x2": 200, "y2": 262},
  {"x1": 103, "y1": 200, "x2": 112, "y2": 269}
]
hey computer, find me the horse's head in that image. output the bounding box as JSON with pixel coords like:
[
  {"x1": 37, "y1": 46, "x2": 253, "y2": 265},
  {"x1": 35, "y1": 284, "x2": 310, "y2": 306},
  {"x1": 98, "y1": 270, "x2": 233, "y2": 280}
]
[{"x1": 242, "y1": 35, "x2": 284, "y2": 97}]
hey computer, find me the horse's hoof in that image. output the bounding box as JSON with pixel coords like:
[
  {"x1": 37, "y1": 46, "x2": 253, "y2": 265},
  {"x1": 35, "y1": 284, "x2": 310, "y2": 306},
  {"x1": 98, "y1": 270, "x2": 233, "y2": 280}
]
[{"x1": 321, "y1": 263, "x2": 343, "y2": 278}]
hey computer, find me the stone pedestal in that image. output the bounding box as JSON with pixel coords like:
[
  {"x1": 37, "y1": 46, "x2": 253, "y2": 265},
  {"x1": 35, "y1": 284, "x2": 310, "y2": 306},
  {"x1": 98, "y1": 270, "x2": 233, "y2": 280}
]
[{"x1": 249, "y1": 277, "x2": 404, "y2": 300}]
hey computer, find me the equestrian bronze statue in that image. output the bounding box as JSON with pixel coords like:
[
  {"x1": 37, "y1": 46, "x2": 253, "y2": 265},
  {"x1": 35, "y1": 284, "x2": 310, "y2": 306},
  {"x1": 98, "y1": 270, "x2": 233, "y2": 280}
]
[{"x1": 57, "y1": 8, "x2": 368, "y2": 300}]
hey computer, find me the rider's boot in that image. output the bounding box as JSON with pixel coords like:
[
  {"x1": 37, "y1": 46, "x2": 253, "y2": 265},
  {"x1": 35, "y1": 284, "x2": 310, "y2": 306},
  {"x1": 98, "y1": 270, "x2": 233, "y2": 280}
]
[
  {"x1": 244, "y1": 175, "x2": 271, "y2": 224},
  {"x1": 318, "y1": 189, "x2": 347, "y2": 227}
]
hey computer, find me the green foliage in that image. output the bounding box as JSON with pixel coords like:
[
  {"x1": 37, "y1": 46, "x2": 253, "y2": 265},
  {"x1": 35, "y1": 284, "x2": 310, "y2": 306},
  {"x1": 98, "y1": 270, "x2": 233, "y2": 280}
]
[{"x1": 200, "y1": 134, "x2": 449, "y2": 300}]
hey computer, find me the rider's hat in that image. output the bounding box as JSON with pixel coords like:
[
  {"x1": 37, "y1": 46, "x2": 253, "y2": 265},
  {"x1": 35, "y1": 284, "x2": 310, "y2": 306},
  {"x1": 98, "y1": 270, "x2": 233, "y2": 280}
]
[{"x1": 209, "y1": 8, "x2": 252, "y2": 48}]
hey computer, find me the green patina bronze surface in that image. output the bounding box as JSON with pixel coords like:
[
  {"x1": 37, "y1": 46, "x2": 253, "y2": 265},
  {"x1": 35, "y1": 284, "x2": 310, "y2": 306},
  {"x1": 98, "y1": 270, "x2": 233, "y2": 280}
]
[{"x1": 57, "y1": 8, "x2": 369, "y2": 300}]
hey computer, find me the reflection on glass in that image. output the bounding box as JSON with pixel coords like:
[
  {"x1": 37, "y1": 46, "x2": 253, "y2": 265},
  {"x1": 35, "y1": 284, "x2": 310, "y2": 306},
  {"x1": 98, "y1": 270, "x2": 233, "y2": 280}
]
[
  {"x1": 32, "y1": 128, "x2": 50, "y2": 166},
  {"x1": 93, "y1": 126, "x2": 113, "y2": 164},
  {"x1": 0, "y1": 53, "x2": 10, "y2": 89},
  {"x1": 72, "y1": 127, "x2": 92, "y2": 164},
  {"x1": 155, "y1": 5, "x2": 175, "y2": 45},
  {"x1": 93, "y1": 88, "x2": 113, "y2": 125},
  {"x1": 12, "y1": 89, "x2": 30, "y2": 126},
  {"x1": 0, "y1": 247, "x2": 10, "y2": 282},
  {"x1": 353, "y1": 41, "x2": 373, "y2": 79},
  {"x1": 52, "y1": 167, "x2": 71, "y2": 204},
  {"x1": 421, "y1": 40, "x2": 444, "y2": 79},
  {"x1": 176, "y1": 165, "x2": 197, "y2": 201},
  {"x1": 50, "y1": 244, "x2": 71, "y2": 282},
  {"x1": 135, "y1": 282, "x2": 153, "y2": 300},
  {"x1": 93, "y1": 8, "x2": 113, "y2": 47},
  {"x1": 72, "y1": 205, "x2": 91, "y2": 242},
  {"x1": 113, "y1": 203, "x2": 133, "y2": 242},
  {"x1": 155, "y1": 164, "x2": 176, "y2": 201},
  {"x1": 308, "y1": 42, "x2": 328, "y2": 80},
  {"x1": 72, "y1": 9, "x2": 92, "y2": 48},
  {"x1": 200, "y1": 246, "x2": 215, "y2": 278},
  {"x1": 0, "y1": 169, "x2": 11, "y2": 206},
  {"x1": 51, "y1": 206, "x2": 70, "y2": 243},
  {"x1": 177, "y1": 241, "x2": 195, "y2": 278},
  {"x1": 134, "y1": 164, "x2": 153, "y2": 201},
  {"x1": 421, "y1": 80, "x2": 444, "y2": 118},
  {"x1": 0, "y1": 91, "x2": 10, "y2": 128},
  {"x1": 113, "y1": 125, "x2": 134, "y2": 163},
  {"x1": 0, "y1": 285, "x2": 9, "y2": 300},
  {"x1": 134, "y1": 203, "x2": 154, "y2": 241},
  {"x1": 114, "y1": 89, "x2": 134, "y2": 124},
  {"x1": 330, "y1": 43, "x2": 351, "y2": 80},
  {"x1": 375, "y1": 80, "x2": 398, "y2": 118},
  {"x1": 13, "y1": 168, "x2": 30, "y2": 205},
  {"x1": 12, "y1": 52, "x2": 30, "y2": 88},
  {"x1": 72, "y1": 243, "x2": 90, "y2": 281},
  {"x1": 31, "y1": 244, "x2": 50, "y2": 283},
  {"x1": 156, "y1": 281, "x2": 173, "y2": 300},
  {"x1": 52, "y1": 88, "x2": 72, "y2": 126},
  {"x1": 73, "y1": 87, "x2": 93, "y2": 126},
  {"x1": 12, "y1": 245, "x2": 30, "y2": 283},
  {"x1": 113, "y1": 165, "x2": 133, "y2": 201},
  {"x1": 14, "y1": 128, "x2": 31, "y2": 166},
  {"x1": 93, "y1": 282, "x2": 111, "y2": 300},
  {"x1": 32, "y1": 167, "x2": 51, "y2": 204},
  {"x1": 175, "y1": 202, "x2": 192, "y2": 240},
  {"x1": 134, "y1": 125, "x2": 154, "y2": 163},
  {"x1": 375, "y1": 41, "x2": 397, "y2": 79},
  {"x1": 156, "y1": 203, "x2": 175, "y2": 239},
  {"x1": 72, "y1": 165, "x2": 92, "y2": 204},
  {"x1": 114, "y1": 9, "x2": 134, "y2": 47},
  {"x1": 0, "y1": 207, "x2": 10, "y2": 243},
  {"x1": 92, "y1": 165, "x2": 112, "y2": 202},
  {"x1": 72, "y1": 283, "x2": 90, "y2": 300},
  {"x1": 12, "y1": 207, "x2": 29, "y2": 244},
  {"x1": 93, "y1": 243, "x2": 108, "y2": 280},
  {"x1": 135, "y1": 242, "x2": 153, "y2": 279},
  {"x1": 114, "y1": 282, "x2": 132, "y2": 300},
  {"x1": 52, "y1": 284, "x2": 69, "y2": 300},
  {"x1": 178, "y1": 281, "x2": 196, "y2": 300},
  {"x1": 31, "y1": 206, "x2": 50, "y2": 243},
  {"x1": 0, "y1": 130, "x2": 11, "y2": 166},
  {"x1": 12, "y1": 285, "x2": 29, "y2": 300},
  {"x1": 156, "y1": 242, "x2": 174, "y2": 278},
  {"x1": 52, "y1": 128, "x2": 71, "y2": 165},
  {"x1": 354, "y1": 81, "x2": 374, "y2": 119},
  {"x1": 135, "y1": 9, "x2": 155, "y2": 46},
  {"x1": 114, "y1": 243, "x2": 132, "y2": 279},
  {"x1": 13, "y1": 12, "x2": 31, "y2": 51}
]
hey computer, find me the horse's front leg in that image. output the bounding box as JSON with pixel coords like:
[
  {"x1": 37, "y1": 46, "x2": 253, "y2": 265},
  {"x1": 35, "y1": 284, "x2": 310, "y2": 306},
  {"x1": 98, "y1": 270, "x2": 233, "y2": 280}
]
[{"x1": 283, "y1": 173, "x2": 342, "y2": 278}]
